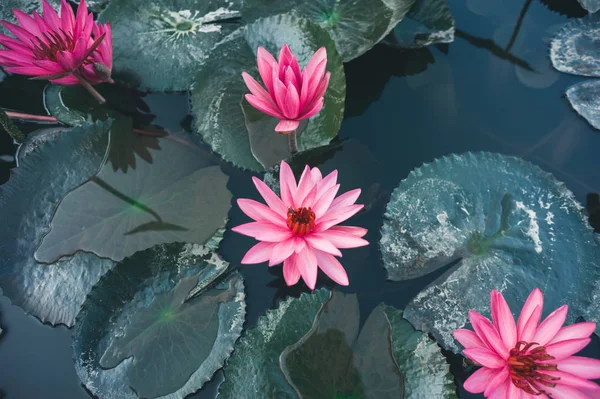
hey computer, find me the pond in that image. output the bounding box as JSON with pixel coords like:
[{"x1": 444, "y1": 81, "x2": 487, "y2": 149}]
[{"x1": 0, "y1": 0, "x2": 599, "y2": 398}]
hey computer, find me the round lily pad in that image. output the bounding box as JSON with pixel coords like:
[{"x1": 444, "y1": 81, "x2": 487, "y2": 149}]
[
  {"x1": 0, "y1": 0, "x2": 59, "y2": 35},
  {"x1": 550, "y1": 13, "x2": 600, "y2": 78},
  {"x1": 0, "y1": 121, "x2": 116, "y2": 326},
  {"x1": 386, "y1": 0, "x2": 455, "y2": 48},
  {"x1": 380, "y1": 152, "x2": 600, "y2": 351},
  {"x1": 73, "y1": 239, "x2": 245, "y2": 399},
  {"x1": 98, "y1": 0, "x2": 243, "y2": 91},
  {"x1": 565, "y1": 80, "x2": 600, "y2": 130},
  {"x1": 190, "y1": 13, "x2": 345, "y2": 171},
  {"x1": 35, "y1": 130, "x2": 232, "y2": 263},
  {"x1": 579, "y1": 0, "x2": 600, "y2": 12},
  {"x1": 219, "y1": 290, "x2": 457, "y2": 398}
]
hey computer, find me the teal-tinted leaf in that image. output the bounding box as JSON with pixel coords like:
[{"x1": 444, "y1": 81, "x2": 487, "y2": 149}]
[
  {"x1": 35, "y1": 131, "x2": 232, "y2": 263},
  {"x1": 380, "y1": 152, "x2": 600, "y2": 351},
  {"x1": 0, "y1": 121, "x2": 116, "y2": 326},
  {"x1": 190, "y1": 13, "x2": 345, "y2": 171},
  {"x1": 0, "y1": 0, "x2": 59, "y2": 35},
  {"x1": 16, "y1": 127, "x2": 67, "y2": 162},
  {"x1": 74, "y1": 239, "x2": 245, "y2": 399},
  {"x1": 388, "y1": 0, "x2": 455, "y2": 48},
  {"x1": 566, "y1": 80, "x2": 600, "y2": 130},
  {"x1": 98, "y1": 0, "x2": 243, "y2": 91},
  {"x1": 43, "y1": 83, "x2": 153, "y2": 127},
  {"x1": 73, "y1": 0, "x2": 109, "y2": 12},
  {"x1": 551, "y1": 14, "x2": 600, "y2": 78},
  {"x1": 280, "y1": 293, "x2": 403, "y2": 399},
  {"x1": 0, "y1": 109, "x2": 24, "y2": 143},
  {"x1": 579, "y1": 0, "x2": 600, "y2": 12},
  {"x1": 384, "y1": 307, "x2": 457, "y2": 399},
  {"x1": 218, "y1": 289, "x2": 331, "y2": 398}
]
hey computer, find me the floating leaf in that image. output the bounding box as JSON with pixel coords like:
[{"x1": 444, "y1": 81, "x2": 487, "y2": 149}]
[
  {"x1": 387, "y1": 0, "x2": 455, "y2": 48},
  {"x1": 218, "y1": 289, "x2": 331, "y2": 397},
  {"x1": 0, "y1": 109, "x2": 24, "y2": 143},
  {"x1": 0, "y1": 0, "x2": 59, "y2": 35},
  {"x1": 35, "y1": 131, "x2": 232, "y2": 263},
  {"x1": 384, "y1": 307, "x2": 457, "y2": 398},
  {"x1": 191, "y1": 13, "x2": 345, "y2": 171},
  {"x1": 380, "y1": 152, "x2": 600, "y2": 351},
  {"x1": 16, "y1": 127, "x2": 67, "y2": 162},
  {"x1": 566, "y1": 80, "x2": 600, "y2": 130},
  {"x1": 98, "y1": 0, "x2": 243, "y2": 91},
  {"x1": 73, "y1": 239, "x2": 245, "y2": 399},
  {"x1": 579, "y1": 0, "x2": 600, "y2": 13},
  {"x1": 550, "y1": 14, "x2": 600, "y2": 78},
  {"x1": 0, "y1": 121, "x2": 116, "y2": 326},
  {"x1": 43, "y1": 84, "x2": 153, "y2": 127}
]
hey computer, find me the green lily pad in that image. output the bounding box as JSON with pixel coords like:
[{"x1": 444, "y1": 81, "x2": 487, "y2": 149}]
[
  {"x1": 0, "y1": 121, "x2": 116, "y2": 326},
  {"x1": 0, "y1": 0, "x2": 59, "y2": 35},
  {"x1": 98, "y1": 0, "x2": 243, "y2": 91},
  {"x1": 73, "y1": 237, "x2": 246, "y2": 399},
  {"x1": 220, "y1": 290, "x2": 457, "y2": 398},
  {"x1": 35, "y1": 130, "x2": 232, "y2": 263},
  {"x1": 379, "y1": 152, "x2": 600, "y2": 351},
  {"x1": 16, "y1": 127, "x2": 67, "y2": 161},
  {"x1": 383, "y1": 307, "x2": 457, "y2": 398},
  {"x1": 43, "y1": 83, "x2": 153, "y2": 127},
  {"x1": 190, "y1": 13, "x2": 345, "y2": 171},
  {"x1": 565, "y1": 80, "x2": 600, "y2": 130},
  {"x1": 550, "y1": 13, "x2": 600, "y2": 78},
  {"x1": 387, "y1": 0, "x2": 455, "y2": 48}
]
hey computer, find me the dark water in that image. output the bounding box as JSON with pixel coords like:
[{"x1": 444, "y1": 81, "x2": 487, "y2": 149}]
[{"x1": 1, "y1": 0, "x2": 599, "y2": 398}]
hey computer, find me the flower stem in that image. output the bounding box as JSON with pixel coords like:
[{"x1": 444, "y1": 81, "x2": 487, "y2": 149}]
[
  {"x1": 132, "y1": 128, "x2": 167, "y2": 137},
  {"x1": 288, "y1": 130, "x2": 298, "y2": 155},
  {"x1": 72, "y1": 72, "x2": 106, "y2": 104},
  {"x1": 4, "y1": 111, "x2": 58, "y2": 123}
]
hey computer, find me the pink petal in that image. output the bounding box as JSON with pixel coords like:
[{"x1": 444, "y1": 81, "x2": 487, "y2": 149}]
[
  {"x1": 316, "y1": 170, "x2": 338, "y2": 198},
  {"x1": 310, "y1": 167, "x2": 322, "y2": 183},
  {"x1": 292, "y1": 236, "x2": 306, "y2": 253},
  {"x1": 328, "y1": 225, "x2": 367, "y2": 237},
  {"x1": 548, "y1": 322, "x2": 596, "y2": 345},
  {"x1": 279, "y1": 160, "x2": 297, "y2": 206},
  {"x1": 60, "y1": 0, "x2": 75, "y2": 34},
  {"x1": 517, "y1": 290, "x2": 544, "y2": 338},
  {"x1": 43, "y1": 0, "x2": 61, "y2": 31},
  {"x1": 269, "y1": 239, "x2": 295, "y2": 266},
  {"x1": 298, "y1": 97, "x2": 324, "y2": 120},
  {"x1": 282, "y1": 83, "x2": 300, "y2": 119},
  {"x1": 32, "y1": 60, "x2": 65, "y2": 73},
  {"x1": 0, "y1": 49, "x2": 34, "y2": 65},
  {"x1": 506, "y1": 381, "x2": 521, "y2": 399},
  {"x1": 453, "y1": 329, "x2": 485, "y2": 349},
  {"x1": 277, "y1": 44, "x2": 294, "y2": 80},
  {"x1": 469, "y1": 310, "x2": 496, "y2": 348},
  {"x1": 283, "y1": 66, "x2": 297, "y2": 90},
  {"x1": 296, "y1": 247, "x2": 318, "y2": 289},
  {"x1": 299, "y1": 68, "x2": 310, "y2": 109},
  {"x1": 545, "y1": 338, "x2": 591, "y2": 361},
  {"x1": 556, "y1": 356, "x2": 600, "y2": 379},
  {"x1": 49, "y1": 75, "x2": 78, "y2": 85},
  {"x1": 242, "y1": 72, "x2": 275, "y2": 104},
  {"x1": 74, "y1": 0, "x2": 89, "y2": 36},
  {"x1": 311, "y1": 184, "x2": 340, "y2": 219},
  {"x1": 314, "y1": 249, "x2": 348, "y2": 286},
  {"x1": 257, "y1": 46, "x2": 276, "y2": 94},
  {"x1": 519, "y1": 304, "x2": 543, "y2": 343},
  {"x1": 544, "y1": 371, "x2": 600, "y2": 391},
  {"x1": 475, "y1": 318, "x2": 509, "y2": 359},
  {"x1": 299, "y1": 185, "x2": 318, "y2": 209},
  {"x1": 483, "y1": 366, "x2": 509, "y2": 397},
  {"x1": 56, "y1": 51, "x2": 76, "y2": 71},
  {"x1": 32, "y1": 12, "x2": 52, "y2": 38},
  {"x1": 241, "y1": 241, "x2": 277, "y2": 264},
  {"x1": 303, "y1": 47, "x2": 326, "y2": 83},
  {"x1": 1, "y1": 21, "x2": 37, "y2": 44},
  {"x1": 532, "y1": 305, "x2": 568, "y2": 346},
  {"x1": 304, "y1": 58, "x2": 326, "y2": 102},
  {"x1": 273, "y1": 78, "x2": 288, "y2": 116},
  {"x1": 463, "y1": 367, "x2": 500, "y2": 393},
  {"x1": 302, "y1": 71, "x2": 329, "y2": 114},
  {"x1": 252, "y1": 176, "x2": 287, "y2": 218},
  {"x1": 304, "y1": 235, "x2": 342, "y2": 256},
  {"x1": 487, "y1": 381, "x2": 509, "y2": 399},
  {"x1": 232, "y1": 222, "x2": 292, "y2": 242},
  {"x1": 314, "y1": 204, "x2": 364, "y2": 232},
  {"x1": 0, "y1": 33, "x2": 31, "y2": 52},
  {"x1": 4, "y1": 65, "x2": 56, "y2": 75},
  {"x1": 490, "y1": 290, "x2": 517, "y2": 350},
  {"x1": 463, "y1": 347, "x2": 505, "y2": 368},
  {"x1": 245, "y1": 94, "x2": 284, "y2": 119},
  {"x1": 312, "y1": 230, "x2": 368, "y2": 249},
  {"x1": 275, "y1": 119, "x2": 300, "y2": 133},
  {"x1": 294, "y1": 165, "x2": 315, "y2": 209},
  {"x1": 237, "y1": 198, "x2": 287, "y2": 227},
  {"x1": 283, "y1": 255, "x2": 301, "y2": 286},
  {"x1": 544, "y1": 384, "x2": 592, "y2": 399},
  {"x1": 329, "y1": 188, "x2": 361, "y2": 211},
  {"x1": 13, "y1": 9, "x2": 41, "y2": 36}
]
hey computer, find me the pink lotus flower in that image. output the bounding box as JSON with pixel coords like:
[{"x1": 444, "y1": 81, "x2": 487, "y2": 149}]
[
  {"x1": 454, "y1": 288, "x2": 600, "y2": 398},
  {"x1": 242, "y1": 44, "x2": 330, "y2": 134},
  {"x1": 0, "y1": 0, "x2": 112, "y2": 85},
  {"x1": 232, "y1": 161, "x2": 368, "y2": 289}
]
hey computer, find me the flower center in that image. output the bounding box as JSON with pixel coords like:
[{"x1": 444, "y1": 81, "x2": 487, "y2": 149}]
[
  {"x1": 287, "y1": 207, "x2": 315, "y2": 236},
  {"x1": 31, "y1": 30, "x2": 75, "y2": 62},
  {"x1": 508, "y1": 341, "x2": 559, "y2": 395}
]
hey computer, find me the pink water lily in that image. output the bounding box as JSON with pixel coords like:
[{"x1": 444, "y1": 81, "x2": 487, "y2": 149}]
[
  {"x1": 242, "y1": 44, "x2": 330, "y2": 134},
  {"x1": 0, "y1": 0, "x2": 112, "y2": 86},
  {"x1": 454, "y1": 288, "x2": 600, "y2": 398},
  {"x1": 232, "y1": 161, "x2": 368, "y2": 289}
]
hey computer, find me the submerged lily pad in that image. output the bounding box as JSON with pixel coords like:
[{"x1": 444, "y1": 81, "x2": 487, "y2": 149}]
[
  {"x1": 73, "y1": 238, "x2": 245, "y2": 399},
  {"x1": 191, "y1": 13, "x2": 345, "y2": 171},
  {"x1": 0, "y1": 121, "x2": 116, "y2": 326},
  {"x1": 566, "y1": 80, "x2": 600, "y2": 130},
  {"x1": 35, "y1": 131, "x2": 232, "y2": 263},
  {"x1": 98, "y1": 0, "x2": 243, "y2": 91},
  {"x1": 551, "y1": 14, "x2": 600, "y2": 78},
  {"x1": 579, "y1": 0, "x2": 600, "y2": 12},
  {"x1": 387, "y1": 0, "x2": 455, "y2": 48},
  {"x1": 0, "y1": 0, "x2": 59, "y2": 35},
  {"x1": 220, "y1": 290, "x2": 456, "y2": 398},
  {"x1": 380, "y1": 152, "x2": 600, "y2": 351}
]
